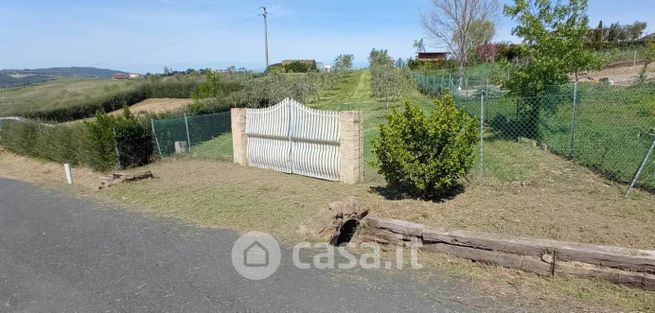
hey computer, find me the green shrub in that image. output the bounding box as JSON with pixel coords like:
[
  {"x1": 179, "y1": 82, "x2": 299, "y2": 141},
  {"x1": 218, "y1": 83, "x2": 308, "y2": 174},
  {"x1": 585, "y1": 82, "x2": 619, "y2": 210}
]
[
  {"x1": 0, "y1": 120, "x2": 40, "y2": 156},
  {"x1": 371, "y1": 94, "x2": 478, "y2": 198},
  {"x1": 84, "y1": 109, "x2": 153, "y2": 171},
  {"x1": 407, "y1": 59, "x2": 456, "y2": 72},
  {"x1": 0, "y1": 109, "x2": 154, "y2": 172}
]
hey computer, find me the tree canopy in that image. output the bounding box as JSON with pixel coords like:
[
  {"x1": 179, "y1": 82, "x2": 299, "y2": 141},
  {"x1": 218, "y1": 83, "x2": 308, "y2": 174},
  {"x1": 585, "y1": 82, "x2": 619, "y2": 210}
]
[{"x1": 503, "y1": 0, "x2": 602, "y2": 96}]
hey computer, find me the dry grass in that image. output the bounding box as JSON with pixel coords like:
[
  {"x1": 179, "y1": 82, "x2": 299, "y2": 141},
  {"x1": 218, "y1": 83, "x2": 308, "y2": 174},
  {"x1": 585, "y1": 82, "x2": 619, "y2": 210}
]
[
  {"x1": 3, "y1": 143, "x2": 655, "y2": 249},
  {"x1": 578, "y1": 63, "x2": 655, "y2": 85},
  {"x1": 61, "y1": 98, "x2": 192, "y2": 125},
  {"x1": 110, "y1": 98, "x2": 191, "y2": 115}
]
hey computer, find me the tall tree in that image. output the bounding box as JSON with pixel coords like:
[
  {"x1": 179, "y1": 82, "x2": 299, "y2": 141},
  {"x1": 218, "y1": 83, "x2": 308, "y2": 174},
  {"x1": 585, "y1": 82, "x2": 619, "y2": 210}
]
[
  {"x1": 503, "y1": 0, "x2": 602, "y2": 136},
  {"x1": 606, "y1": 22, "x2": 622, "y2": 42},
  {"x1": 625, "y1": 21, "x2": 647, "y2": 40},
  {"x1": 421, "y1": 0, "x2": 500, "y2": 87},
  {"x1": 413, "y1": 38, "x2": 426, "y2": 53},
  {"x1": 641, "y1": 38, "x2": 655, "y2": 82},
  {"x1": 504, "y1": 0, "x2": 602, "y2": 92},
  {"x1": 368, "y1": 48, "x2": 394, "y2": 67},
  {"x1": 334, "y1": 54, "x2": 354, "y2": 72},
  {"x1": 467, "y1": 19, "x2": 496, "y2": 46},
  {"x1": 593, "y1": 20, "x2": 604, "y2": 47}
]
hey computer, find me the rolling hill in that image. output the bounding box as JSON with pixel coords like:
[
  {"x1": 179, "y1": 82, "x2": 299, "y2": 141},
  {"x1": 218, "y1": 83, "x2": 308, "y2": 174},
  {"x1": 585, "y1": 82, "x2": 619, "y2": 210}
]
[{"x1": 0, "y1": 67, "x2": 131, "y2": 88}]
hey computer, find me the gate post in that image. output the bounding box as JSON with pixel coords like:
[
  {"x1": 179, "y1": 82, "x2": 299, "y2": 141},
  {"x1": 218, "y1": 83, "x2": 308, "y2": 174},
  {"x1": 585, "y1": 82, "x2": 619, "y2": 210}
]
[
  {"x1": 231, "y1": 108, "x2": 248, "y2": 166},
  {"x1": 339, "y1": 111, "x2": 363, "y2": 184}
]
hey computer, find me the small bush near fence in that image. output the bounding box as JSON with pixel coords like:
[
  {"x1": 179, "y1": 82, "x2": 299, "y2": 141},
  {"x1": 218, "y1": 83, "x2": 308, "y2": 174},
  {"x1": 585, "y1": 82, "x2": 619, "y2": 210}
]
[
  {"x1": 0, "y1": 109, "x2": 154, "y2": 171},
  {"x1": 371, "y1": 94, "x2": 478, "y2": 198}
]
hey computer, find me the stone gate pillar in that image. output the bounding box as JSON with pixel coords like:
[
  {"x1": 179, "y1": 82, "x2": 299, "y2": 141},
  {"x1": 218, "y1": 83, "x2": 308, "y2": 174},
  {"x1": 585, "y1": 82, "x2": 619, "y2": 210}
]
[
  {"x1": 339, "y1": 111, "x2": 363, "y2": 184},
  {"x1": 231, "y1": 108, "x2": 248, "y2": 166}
]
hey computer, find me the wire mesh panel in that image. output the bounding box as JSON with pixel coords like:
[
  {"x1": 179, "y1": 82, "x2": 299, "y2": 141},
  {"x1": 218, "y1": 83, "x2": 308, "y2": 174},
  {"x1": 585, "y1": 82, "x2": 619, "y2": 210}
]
[
  {"x1": 152, "y1": 116, "x2": 188, "y2": 156},
  {"x1": 187, "y1": 112, "x2": 231, "y2": 146},
  {"x1": 245, "y1": 98, "x2": 341, "y2": 181},
  {"x1": 152, "y1": 111, "x2": 232, "y2": 157},
  {"x1": 450, "y1": 82, "x2": 655, "y2": 191}
]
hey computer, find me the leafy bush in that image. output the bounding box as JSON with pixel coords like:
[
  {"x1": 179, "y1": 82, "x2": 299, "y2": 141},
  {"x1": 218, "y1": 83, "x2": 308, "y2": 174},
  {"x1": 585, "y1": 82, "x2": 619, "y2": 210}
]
[
  {"x1": 407, "y1": 59, "x2": 456, "y2": 71},
  {"x1": 371, "y1": 94, "x2": 478, "y2": 198},
  {"x1": 283, "y1": 60, "x2": 317, "y2": 73},
  {"x1": 0, "y1": 109, "x2": 154, "y2": 171}
]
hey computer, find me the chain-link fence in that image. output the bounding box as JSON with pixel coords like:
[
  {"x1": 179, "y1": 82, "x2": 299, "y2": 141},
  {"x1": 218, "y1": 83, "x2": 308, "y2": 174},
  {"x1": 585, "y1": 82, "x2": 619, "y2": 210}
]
[
  {"x1": 151, "y1": 111, "x2": 231, "y2": 159},
  {"x1": 415, "y1": 74, "x2": 655, "y2": 193}
]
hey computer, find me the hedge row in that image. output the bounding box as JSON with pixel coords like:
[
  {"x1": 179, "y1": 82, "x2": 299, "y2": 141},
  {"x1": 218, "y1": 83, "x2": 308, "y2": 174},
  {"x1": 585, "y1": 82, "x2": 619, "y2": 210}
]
[{"x1": 0, "y1": 109, "x2": 154, "y2": 171}]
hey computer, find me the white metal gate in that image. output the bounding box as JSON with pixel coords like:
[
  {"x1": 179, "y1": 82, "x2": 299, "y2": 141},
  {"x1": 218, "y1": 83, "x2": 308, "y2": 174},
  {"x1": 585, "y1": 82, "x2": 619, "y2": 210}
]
[{"x1": 245, "y1": 98, "x2": 340, "y2": 181}]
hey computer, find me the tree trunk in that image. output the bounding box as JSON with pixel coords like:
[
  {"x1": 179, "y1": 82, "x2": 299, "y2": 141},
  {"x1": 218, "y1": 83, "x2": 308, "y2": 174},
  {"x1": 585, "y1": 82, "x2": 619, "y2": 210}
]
[{"x1": 458, "y1": 61, "x2": 465, "y2": 91}]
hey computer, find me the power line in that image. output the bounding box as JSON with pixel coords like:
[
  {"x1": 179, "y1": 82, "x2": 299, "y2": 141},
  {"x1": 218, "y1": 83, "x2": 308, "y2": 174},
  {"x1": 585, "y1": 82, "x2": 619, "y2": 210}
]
[{"x1": 91, "y1": 15, "x2": 256, "y2": 67}]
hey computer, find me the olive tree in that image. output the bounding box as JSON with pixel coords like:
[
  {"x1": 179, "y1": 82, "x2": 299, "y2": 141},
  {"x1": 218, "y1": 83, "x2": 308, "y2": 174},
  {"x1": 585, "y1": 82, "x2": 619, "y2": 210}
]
[
  {"x1": 421, "y1": 0, "x2": 500, "y2": 87},
  {"x1": 334, "y1": 54, "x2": 354, "y2": 72}
]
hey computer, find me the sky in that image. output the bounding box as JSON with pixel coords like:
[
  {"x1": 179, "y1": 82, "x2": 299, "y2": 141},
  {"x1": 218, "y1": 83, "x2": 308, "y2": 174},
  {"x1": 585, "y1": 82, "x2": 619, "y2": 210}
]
[{"x1": 1, "y1": 0, "x2": 653, "y2": 73}]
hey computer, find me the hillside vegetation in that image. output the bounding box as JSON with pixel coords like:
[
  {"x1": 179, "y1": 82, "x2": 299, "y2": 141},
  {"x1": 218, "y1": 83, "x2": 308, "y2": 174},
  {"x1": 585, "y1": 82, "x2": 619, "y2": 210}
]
[
  {"x1": 0, "y1": 76, "x2": 201, "y2": 122},
  {"x1": 0, "y1": 67, "x2": 129, "y2": 88}
]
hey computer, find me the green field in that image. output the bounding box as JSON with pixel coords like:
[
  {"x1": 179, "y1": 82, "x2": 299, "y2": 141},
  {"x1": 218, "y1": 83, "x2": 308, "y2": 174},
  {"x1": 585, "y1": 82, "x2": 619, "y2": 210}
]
[
  {"x1": 0, "y1": 79, "x2": 133, "y2": 116},
  {"x1": 450, "y1": 82, "x2": 655, "y2": 190},
  {"x1": 417, "y1": 63, "x2": 503, "y2": 88}
]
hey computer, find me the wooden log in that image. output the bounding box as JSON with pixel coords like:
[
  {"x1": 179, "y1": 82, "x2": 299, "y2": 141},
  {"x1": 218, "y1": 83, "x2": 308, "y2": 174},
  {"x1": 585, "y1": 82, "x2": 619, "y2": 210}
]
[
  {"x1": 422, "y1": 228, "x2": 655, "y2": 273},
  {"x1": 423, "y1": 243, "x2": 553, "y2": 277},
  {"x1": 366, "y1": 217, "x2": 424, "y2": 237},
  {"x1": 555, "y1": 260, "x2": 655, "y2": 290},
  {"x1": 365, "y1": 228, "x2": 421, "y2": 246},
  {"x1": 544, "y1": 240, "x2": 655, "y2": 274},
  {"x1": 422, "y1": 229, "x2": 548, "y2": 257},
  {"x1": 98, "y1": 171, "x2": 154, "y2": 189}
]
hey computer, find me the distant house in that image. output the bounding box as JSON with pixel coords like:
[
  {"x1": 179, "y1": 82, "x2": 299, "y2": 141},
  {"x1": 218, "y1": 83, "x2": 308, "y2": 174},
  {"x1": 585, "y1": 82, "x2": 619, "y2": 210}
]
[
  {"x1": 128, "y1": 73, "x2": 141, "y2": 79},
  {"x1": 417, "y1": 52, "x2": 449, "y2": 62},
  {"x1": 316, "y1": 62, "x2": 332, "y2": 72},
  {"x1": 112, "y1": 73, "x2": 127, "y2": 80},
  {"x1": 640, "y1": 33, "x2": 654, "y2": 41},
  {"x1": 281, "y1": 59, "x2": 317, "y2": 68}
]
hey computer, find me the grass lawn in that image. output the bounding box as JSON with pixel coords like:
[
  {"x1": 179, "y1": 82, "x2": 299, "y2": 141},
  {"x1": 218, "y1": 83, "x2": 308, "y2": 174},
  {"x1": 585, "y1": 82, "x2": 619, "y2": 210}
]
[
  {"x1": 417, "y1": 63, "x2": 503, "y2": 87},
  {"x1": 0, "y1": 79, "x2": 133, "y2": 116},
  {"x1": 453, "y1": 82, "x2": 655, "y2": 191}
]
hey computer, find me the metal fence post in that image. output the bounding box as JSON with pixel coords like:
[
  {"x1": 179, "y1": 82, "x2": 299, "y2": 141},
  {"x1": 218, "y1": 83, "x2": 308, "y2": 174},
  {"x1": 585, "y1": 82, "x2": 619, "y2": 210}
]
[
  {"x1": 626, "y1": 135, "x2": 655, "y2": 196},
  {"x1": 184, "y1": 113, "x2": 192, "y2": 153},
  {"x1": 633, "y1": 50, "x2": 637, "y2": 66},
  {"x1": 479, "y1": 93, "x2": 485, "y2": 177},
  {"x1": 569, "y1": 81, "x2": 578, "y2": 158},
  {"x1": 151, "y1": 118, "x2": 162, "y2": 157},
  {"x1": 112, "y1": 127, "x2": 122, "y2": 169}
]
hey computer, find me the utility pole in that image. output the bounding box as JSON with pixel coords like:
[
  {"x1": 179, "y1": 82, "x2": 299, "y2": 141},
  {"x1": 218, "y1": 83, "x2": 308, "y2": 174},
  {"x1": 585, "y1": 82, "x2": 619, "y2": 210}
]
[{"x1": 259, "y1": 6, "x2": 269, "y2": 69}]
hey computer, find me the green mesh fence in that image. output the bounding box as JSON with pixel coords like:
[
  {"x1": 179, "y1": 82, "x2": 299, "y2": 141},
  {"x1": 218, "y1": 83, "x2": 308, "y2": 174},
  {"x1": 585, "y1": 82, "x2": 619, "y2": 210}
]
[
  {"x1": 416, "y1": 76, "x2": 655, "y2": 192},
  {"x1": 151, "y1": 111, "x2": 231, "y2": 157}
]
